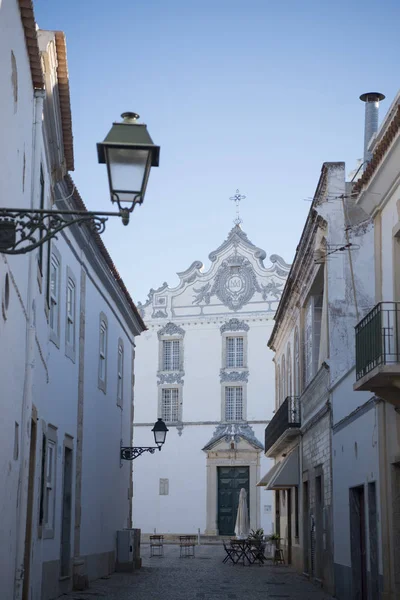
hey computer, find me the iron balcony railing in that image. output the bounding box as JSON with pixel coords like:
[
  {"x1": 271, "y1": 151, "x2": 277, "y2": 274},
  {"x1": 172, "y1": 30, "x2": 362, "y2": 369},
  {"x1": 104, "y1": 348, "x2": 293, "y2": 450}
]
[
  {"x1": 355, "y1": 302, "x2": 400, "y2": 381},
  {"x1": 265, "y1": 396, "x2": 300, "y2": 454}
]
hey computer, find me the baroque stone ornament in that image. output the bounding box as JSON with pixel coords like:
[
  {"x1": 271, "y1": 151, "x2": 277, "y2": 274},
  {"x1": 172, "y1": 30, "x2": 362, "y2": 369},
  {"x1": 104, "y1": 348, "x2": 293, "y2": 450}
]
[
  {"x1": 157, "y1": 371, "x2": 185, "y2": 385},
  {"x1": 157, "y1": 322, "x2": 185, "y2": 339},
  {"x1": 193, "y1": 255, "x2": 260, "y2": 311},
  {"x1": 220, "y1": 369, "x2": 249, "y2": 383},
  {"x1": 202, "y1": 422, "x2": 263, "y2": 451},
  {"x1": 152, "y1": 309, "x2": 168, "y2": 319},
  {"x1": 208, "y1": 225, "x2": 267, "y2": 264},
  {"x1": 220, "y1": 318, "x2": 250, "y2": 334}
]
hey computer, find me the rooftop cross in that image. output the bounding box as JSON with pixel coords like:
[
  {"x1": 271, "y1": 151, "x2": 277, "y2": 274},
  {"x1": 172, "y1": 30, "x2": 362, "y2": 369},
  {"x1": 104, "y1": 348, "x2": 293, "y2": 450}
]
[{"x1": 229, "y1": 189, "x2": 246, "y2": 226}]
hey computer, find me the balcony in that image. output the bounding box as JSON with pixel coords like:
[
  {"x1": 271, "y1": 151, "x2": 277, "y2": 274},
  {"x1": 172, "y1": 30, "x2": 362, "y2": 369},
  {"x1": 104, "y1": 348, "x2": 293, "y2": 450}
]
[
  {"x1": 264, "y1": 396, "x2": 301, "y2": 458},
  {"x1": 354, "y1": 302, "x2": 400, "y2": 406}
]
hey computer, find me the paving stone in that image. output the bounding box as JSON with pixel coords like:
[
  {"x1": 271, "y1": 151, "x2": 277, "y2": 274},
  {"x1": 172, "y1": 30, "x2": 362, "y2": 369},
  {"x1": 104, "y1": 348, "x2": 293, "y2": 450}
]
[{"x1": 58, "y1": 544, "x2": 334, "y2": 600}]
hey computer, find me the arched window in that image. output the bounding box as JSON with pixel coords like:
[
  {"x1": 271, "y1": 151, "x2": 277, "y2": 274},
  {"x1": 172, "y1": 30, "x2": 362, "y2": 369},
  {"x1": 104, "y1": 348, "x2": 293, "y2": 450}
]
[
  {"x1": 281, "y1": 355, "x2": 286, "y2": 403},
  {"x1": 294, "y1": 327, "x2": 300, "y2": 396},
  {"x1": 287, "y1": 343, "x2": 292, "y2": 397}
]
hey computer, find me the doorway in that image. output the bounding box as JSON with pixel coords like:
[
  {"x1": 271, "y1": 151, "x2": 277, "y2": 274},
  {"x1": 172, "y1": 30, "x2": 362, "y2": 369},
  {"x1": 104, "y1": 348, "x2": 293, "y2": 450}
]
[
  {"x1": 350, "y1": 485, "x2": 367, "y2": 600},
  {"x1": 22, "y1": 417, "x2": 37, "y2": 600},
  {"x1": 60, "y1": 446, "x2": 73, "y2": 577},
  {"x1": 287, "y1": 489, "x2": 292, "y2": 564},
  {"x1": 217, "y1": 466, "x2": 249, "y2": 535},
  {"x1": 303, "y1": 480, "x2": 309, "y2": 574},
  {"x1": 315, "y1": 475, "x2": 323, "y2": 579}
]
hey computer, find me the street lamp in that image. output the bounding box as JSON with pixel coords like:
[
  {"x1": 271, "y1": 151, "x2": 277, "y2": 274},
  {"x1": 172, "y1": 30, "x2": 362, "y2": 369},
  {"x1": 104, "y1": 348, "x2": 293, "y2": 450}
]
[
  {"x1": 0, "y1": 112, "x2": 159, "y2": 254},
  {"x1": 97, "y1": 112, "x2": 160, "y2": 224},
  {"x1": 120, "y1": 418, "x2": 169, "y2": 461}
]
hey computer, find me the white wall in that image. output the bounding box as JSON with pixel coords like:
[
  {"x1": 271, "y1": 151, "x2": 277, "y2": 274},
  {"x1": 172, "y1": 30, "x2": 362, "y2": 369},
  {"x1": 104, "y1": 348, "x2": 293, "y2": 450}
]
[
  {"x1": 332, "y1": 401, "x2": 381, "y2": 574},
  {"x1": 0, "y1": 0, "x2": 36, "y2": 595},
  {"x1": 133, "y1": 228, "x2": 287, "y2": 537}
]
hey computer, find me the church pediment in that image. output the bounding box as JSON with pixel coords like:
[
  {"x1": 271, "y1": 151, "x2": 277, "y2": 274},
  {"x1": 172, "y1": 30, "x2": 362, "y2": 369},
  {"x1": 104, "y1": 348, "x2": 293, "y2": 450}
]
[
  {"x1": 202, "y1": 423, "x2": 264, "y2": 452},
  {"x1": 137, "y1": 225, "x2": 290, "y2": 321}
]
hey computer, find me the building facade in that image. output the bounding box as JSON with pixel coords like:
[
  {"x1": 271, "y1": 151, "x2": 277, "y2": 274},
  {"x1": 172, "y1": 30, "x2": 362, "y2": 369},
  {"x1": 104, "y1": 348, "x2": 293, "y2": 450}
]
[
  {"x1": 0, "y1": 3, "x2": 145, "y2": 599},
  {"x1": 353, "y1": 91, "x2": 400, "y2": 600},
  {"x1": 264, "y1": 161, "x2": 378, "y2": 597},
  {"x1": 133, "y1": 226, "x2": 290, "y2": 537}
]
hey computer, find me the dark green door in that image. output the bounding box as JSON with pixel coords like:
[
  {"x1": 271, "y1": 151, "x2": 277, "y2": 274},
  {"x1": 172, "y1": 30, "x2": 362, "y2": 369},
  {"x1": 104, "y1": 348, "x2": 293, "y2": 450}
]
[{"x1": 217, "y1": 466, "x2": 249, "y2": 536}]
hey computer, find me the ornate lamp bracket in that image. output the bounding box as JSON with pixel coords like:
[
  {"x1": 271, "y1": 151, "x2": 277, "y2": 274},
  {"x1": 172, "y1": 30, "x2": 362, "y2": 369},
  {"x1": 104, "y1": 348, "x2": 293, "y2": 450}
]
[
  {"x1": 0, "y1": 207, "x2": 130, "y2": 255},
  {"x1": 120, "y1": 446, "x2": 160, "y2": 461}
]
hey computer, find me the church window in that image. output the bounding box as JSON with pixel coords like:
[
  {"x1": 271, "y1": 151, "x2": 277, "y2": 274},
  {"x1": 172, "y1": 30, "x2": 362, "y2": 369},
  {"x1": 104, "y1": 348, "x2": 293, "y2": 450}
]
[
  {"x1": 225, "y1": 386, "x2": 243, "y2": 421},
  {"x1": 226, "y1": 336, "x2": 244, "y2": 368},
  {"x1": 159, "y1": 478, "x2": 169, "y2": 495},
  {"x1": 162, "y1": 339, "x2": 180, "y2": 371},
  {"x1": 161, "y1": 388, "x2": 179, "y2": 422}
]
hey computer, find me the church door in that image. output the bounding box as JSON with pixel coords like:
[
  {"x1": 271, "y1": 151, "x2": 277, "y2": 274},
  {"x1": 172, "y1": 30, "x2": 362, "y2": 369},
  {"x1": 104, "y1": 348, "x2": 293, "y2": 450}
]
[{"x1": 217, "y1": 466, "x2": 249, "y2": 536}]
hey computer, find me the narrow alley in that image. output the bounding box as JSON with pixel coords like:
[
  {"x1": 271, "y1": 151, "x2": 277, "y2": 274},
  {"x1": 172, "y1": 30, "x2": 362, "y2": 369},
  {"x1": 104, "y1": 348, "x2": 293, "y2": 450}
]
[{"x1": 60, "y1": 544, "x2": 334, "y2": 600}]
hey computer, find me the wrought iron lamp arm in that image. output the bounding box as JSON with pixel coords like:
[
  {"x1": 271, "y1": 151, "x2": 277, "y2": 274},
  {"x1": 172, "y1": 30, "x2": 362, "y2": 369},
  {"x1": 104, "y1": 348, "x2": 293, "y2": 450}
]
[
  {"x1": 0, "y1": 207, "x2": 129, "y2": 255},
  {"x1": 120, "y1": 446, "x2": 161, "y2": 461}
]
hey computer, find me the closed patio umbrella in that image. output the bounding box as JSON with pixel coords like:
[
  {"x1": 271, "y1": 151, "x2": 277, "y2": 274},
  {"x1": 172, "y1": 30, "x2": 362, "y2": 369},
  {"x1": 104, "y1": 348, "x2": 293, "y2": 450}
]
[{"x1": 234, "y1": 488, "x2": 250, "y2": 539}]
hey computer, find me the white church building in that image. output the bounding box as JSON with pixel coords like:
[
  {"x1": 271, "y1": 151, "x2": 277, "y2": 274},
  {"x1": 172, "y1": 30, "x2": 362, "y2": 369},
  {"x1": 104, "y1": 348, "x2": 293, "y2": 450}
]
[{"x1": 133, "y1": 224, "x2": 290, "y2": 537}]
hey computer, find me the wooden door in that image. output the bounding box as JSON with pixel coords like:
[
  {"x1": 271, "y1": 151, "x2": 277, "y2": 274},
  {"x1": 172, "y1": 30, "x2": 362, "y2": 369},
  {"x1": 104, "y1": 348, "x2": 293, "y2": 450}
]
[{"x1": 217, "y1": 466, "x2": 249, "y2": 536}]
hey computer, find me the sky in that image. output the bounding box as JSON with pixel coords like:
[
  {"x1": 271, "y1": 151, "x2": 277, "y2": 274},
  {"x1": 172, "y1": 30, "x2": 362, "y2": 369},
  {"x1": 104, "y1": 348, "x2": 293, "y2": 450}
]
[{"x1": 34, "y1": 0, "x2": 400, "y2": 303}]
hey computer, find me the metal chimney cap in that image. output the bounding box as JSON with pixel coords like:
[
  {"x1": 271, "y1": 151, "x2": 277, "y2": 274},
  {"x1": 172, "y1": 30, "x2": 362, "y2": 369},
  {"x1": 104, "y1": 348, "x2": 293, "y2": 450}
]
[{"x1": 360, "y1": 92, "x2": 385, "y2": 103}]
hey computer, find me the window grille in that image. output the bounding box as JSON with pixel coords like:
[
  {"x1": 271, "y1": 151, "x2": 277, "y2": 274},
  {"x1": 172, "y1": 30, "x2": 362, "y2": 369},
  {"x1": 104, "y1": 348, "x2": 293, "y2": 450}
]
[
  {"x1": 49, "y1": 253, "x2": 60, "y2": 333},
  {"x1": 161, "y1": 388, "x2": 179, "y2": 422},
  {"x1": 99, "y1": 320, "x2": 107, "y2": 382},
  {"x1": 163, "y1": 340, "x2": 180, "y2": 371},
  {"x1": 226, "y1": 336, "x2": 244, "y2": 368},
  {"x1": 225, "y1": 386, "x2": 243, "y2": 421},
  {"x1": 117, "y1": 341, "x2": 124, "y2": 406},
  {"x1": 66, "y1": 277, "x2": 75, "y2": 347}
]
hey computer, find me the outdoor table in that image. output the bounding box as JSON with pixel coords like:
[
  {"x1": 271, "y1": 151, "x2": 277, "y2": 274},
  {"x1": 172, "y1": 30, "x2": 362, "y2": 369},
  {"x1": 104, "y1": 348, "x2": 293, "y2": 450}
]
[{"x1": 230, "y1": 539, "x2": 254, "y2": 565}]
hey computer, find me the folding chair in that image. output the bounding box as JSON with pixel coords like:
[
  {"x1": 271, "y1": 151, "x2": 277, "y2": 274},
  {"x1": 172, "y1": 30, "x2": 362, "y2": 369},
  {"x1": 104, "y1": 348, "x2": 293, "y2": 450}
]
[{"x1": 222, "y1": 540, "x2": 239, "y2": 564}]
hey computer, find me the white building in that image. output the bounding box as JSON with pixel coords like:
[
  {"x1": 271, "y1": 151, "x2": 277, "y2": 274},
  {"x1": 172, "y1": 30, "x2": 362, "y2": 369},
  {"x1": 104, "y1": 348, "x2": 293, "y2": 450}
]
[
  {"x1": 133, "y1": 225, "x2": 290, "y2": 537},
  {"x1": 352, "y1": 91, "x2": 400, "y2": 600},
  {"x1": 264, "y1": 160, "x2": 377, "y2": 597},
  {"x1": 0, "y1": 4, "x2": 145, "y2": 599}
]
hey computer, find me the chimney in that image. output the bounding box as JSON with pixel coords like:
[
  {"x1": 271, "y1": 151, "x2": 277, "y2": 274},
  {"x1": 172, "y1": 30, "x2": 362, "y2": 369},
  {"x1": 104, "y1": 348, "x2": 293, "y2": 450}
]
[{"x1": 360, "y1": 92, "x2": 385, "y2": 168}]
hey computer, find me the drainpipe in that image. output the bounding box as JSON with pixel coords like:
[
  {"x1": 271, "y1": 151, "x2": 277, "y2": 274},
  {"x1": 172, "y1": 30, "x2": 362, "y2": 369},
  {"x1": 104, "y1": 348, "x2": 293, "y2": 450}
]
[{"x1": 14, "y1": 89, "x2": 45, "y2": 600}]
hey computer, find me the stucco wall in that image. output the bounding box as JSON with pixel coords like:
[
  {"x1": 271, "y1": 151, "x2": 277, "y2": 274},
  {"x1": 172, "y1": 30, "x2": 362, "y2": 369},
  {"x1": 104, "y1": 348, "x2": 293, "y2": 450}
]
[
  {"x1": 133, "y1": 229, "x2": 288, "y2": 538},
  {"x1": 332, "y1": 400, "x2": 382, "y2": 600},
  {"x1": 0, "y1": 0, "x2": 36, "y2": 595}
]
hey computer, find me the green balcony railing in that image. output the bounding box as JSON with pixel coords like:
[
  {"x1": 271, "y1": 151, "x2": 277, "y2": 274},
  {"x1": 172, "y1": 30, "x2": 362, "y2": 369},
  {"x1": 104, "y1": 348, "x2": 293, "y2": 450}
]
[{"x1": 355, "y1": 302, "x2": 400, "y2": 380}]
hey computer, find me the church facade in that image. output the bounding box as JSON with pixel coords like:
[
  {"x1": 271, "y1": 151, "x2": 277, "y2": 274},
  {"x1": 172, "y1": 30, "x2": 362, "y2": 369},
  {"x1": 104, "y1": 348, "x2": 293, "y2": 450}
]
[{"x1": 132, "y1": 225, "x2": 290, "y2": 537}]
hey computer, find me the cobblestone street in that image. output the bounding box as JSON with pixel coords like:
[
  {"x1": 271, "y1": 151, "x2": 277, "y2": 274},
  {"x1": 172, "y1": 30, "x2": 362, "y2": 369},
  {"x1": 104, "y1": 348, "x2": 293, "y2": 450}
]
[{"x1": 60, "y1": 544, "x2": 334, "y2": 600}]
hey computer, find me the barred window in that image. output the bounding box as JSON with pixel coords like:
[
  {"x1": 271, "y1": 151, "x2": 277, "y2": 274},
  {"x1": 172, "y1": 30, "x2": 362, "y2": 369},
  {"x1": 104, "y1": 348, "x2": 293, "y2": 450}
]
[
  {"x1": 163, "y1": 340, "x2": 180, "y2": 371},
  {"x1": 225, "y1": 386, "x2": 243, "y2": 421},
  {"x1": 161, "y1": 388, "x2": 179, "y2": 422},
  {"x1": 226, "y1": 336, "x2": 244, "y2": 368},
  {"x1": 49, "y1": 252, "x2": 60, "y2": 334},
  {"x1": 117, "y1": 340, "x2": 124, "y2": 407}
]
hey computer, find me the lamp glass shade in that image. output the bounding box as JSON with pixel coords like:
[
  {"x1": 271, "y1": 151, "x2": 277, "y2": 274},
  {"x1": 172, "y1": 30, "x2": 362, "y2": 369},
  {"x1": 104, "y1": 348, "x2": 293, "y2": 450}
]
[
  {"x1": 106, "y1": 147, "x2": 151, "y2": 203},
  {"x1": 152, "y1": 418, "x2": 169, "y2": 448}
]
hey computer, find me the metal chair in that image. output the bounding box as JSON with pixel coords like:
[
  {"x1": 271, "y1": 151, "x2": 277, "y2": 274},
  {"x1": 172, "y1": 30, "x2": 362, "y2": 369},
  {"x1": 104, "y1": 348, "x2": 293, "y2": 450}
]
[
  {"x1": 149, "y1": 535, "x2": 164, "y2": 557},
  {"x1": 179, "y1": 535, "x2": 196, "y2": 557},
  {"x1": 222, "y1": 540, "x2": 239, "y2": 564}
]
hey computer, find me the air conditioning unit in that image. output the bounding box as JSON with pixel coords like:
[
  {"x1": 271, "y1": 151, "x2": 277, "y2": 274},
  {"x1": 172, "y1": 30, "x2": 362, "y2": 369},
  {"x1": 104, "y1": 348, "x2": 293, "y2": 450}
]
[{"x1": 116, "y1": 528, "x2": 141, "y2": 572}]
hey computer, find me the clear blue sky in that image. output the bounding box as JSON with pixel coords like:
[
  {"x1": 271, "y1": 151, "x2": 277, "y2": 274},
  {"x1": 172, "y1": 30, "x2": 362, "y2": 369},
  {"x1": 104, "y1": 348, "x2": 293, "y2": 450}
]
[{"x1": 34, "y1": 0, "x2": 399, "y2": 303}]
